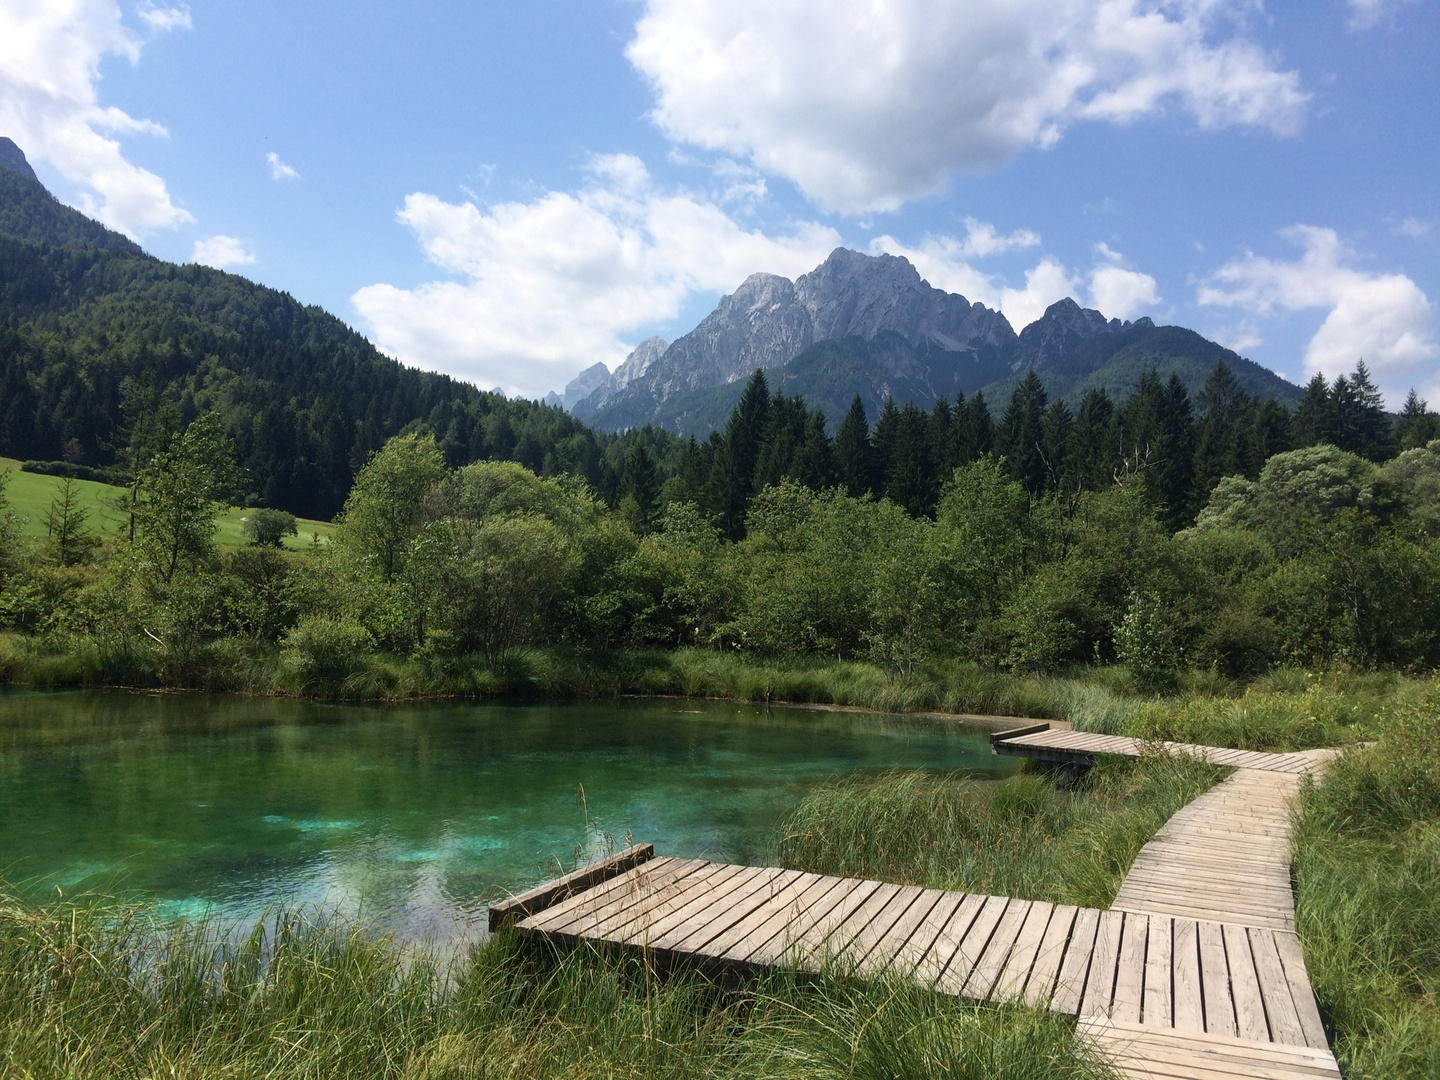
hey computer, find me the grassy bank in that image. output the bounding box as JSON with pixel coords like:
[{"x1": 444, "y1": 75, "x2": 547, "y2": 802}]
[
  {"x1": 0, "y1": 894, "x2": 1111, "y2": 1080},
  {"x1": 1291, "y1": 681, "x2": 1440, "y2": 1080},
  {"x1": 772, "y1": 756, "x2": 1225, "y2": 908}
]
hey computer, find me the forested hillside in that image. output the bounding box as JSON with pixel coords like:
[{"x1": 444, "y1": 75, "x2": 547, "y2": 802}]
[{"x1": 0, "y1": 160, "x2": 654, "y2": 519}]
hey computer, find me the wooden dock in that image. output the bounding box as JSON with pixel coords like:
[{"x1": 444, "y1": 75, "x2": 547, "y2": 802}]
[
  {"x1": 494, "y1": 731, "x2": 1345, "y2": 1079},
  {"x1": 990, "y1": 724, "x2": 1337, "y2": 776}
]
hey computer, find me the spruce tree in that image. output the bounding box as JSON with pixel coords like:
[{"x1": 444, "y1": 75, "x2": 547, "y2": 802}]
[
  {"x1": 622, "y1": 439, "x2": 661, "y2": 528},
  {"x1": 1067, "y1": 388, "x2": 1116, "y2": 491},
  {"x1": 1192, "y1": 362, "x2": 1256, "y2": 510},
  {"x1": 955, "y1": 391, "x2": 994, "y2": 464},
  {"x1": 1334, "y1": 361, "x2": 1392, "y2": 461},
  {"x1": 996, "y1": 371, "x2": 1048, "y2": 494},
  {"x1": 1395, "y1": 389, "x2": 1440, "y2": 450},
  {"x1": 1292, "y1": 373, "x2": 1336, "y2": 448},
  {"x1": 884, "y1": 403, "x2": 937, "y2": 516},
  {"x1": 712, "y1": 369, "x2": 771, "y2": 538},
  {"x1": 929, "y1": 397, "x2": 954, "y2": 476},
  {"x1": 1040, "y1": 399, "x2": 1074, "y2": 492},
  {"x1": 834, "y1": 395, "x2": 874, "y2": 497},
  {"x1": 1248, "y1": 398, "x2": 1291, "y2": 474},
  {"x1": 871, "y1": 398, "x2": 901, "y2": 498},
  {"x1": 790, "y1": 410, "x2": 835, "y2": 489}
]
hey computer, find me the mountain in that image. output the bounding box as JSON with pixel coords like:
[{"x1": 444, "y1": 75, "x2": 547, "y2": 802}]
[
  {"x1": 0, "y1": 140, "x2": 634, "y2": 519},
  {"x1": 565, "y1": 249, "x2": 1301, "y2": 435}
]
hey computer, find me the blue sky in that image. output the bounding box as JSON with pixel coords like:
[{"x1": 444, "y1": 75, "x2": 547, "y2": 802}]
[{"x1": 2, "y1": 1, "x2": 1436, "y2": 403}]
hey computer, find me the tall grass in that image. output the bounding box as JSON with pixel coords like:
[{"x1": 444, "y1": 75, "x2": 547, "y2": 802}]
[
  {"x1": 771, "y1": 755, "x2": 1225, "y2": 908},
  {"x1": 0, "y1": 892, "x2": 1115, "y2": 1080},
  {"x1": 1292, "y1": 680, "x2": 1440, "y2": 1080}
]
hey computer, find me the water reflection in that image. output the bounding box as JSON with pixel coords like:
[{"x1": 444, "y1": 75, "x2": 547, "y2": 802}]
[{"x1": 0, "y1": 691, "x2": 1015, "y2": 947}]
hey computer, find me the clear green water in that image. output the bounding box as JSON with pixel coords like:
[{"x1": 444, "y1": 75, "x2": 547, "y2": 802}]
[{"x1": 0, "y1": 691, "x2": 1014, "y2": 945}]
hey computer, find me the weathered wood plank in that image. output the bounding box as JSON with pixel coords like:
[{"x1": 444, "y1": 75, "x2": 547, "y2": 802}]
[
  {"x1": 1143, "y1": 914, "x2": 1172, "y2": 1027},
  {"x1": 928, "y1": 893, "x2": 1003, "y2": 994},
  {"x1": 1079, "y1": 910, "x2": 1125, "y2": 1017},
  {"x1": 1198, "y1": 919, "x2": 1237, "y2": 1038},
  {"x1": 909, "y1": 892, "x2": 981, "y2": 986},
  {"x1": 992, "y1": 900, "x2": 1054, "y2": 1003},
  {"x1": 1111, "y1": 911, "x2": 1148, "y2": 1024},
  {"x1": 1274, "y1": 931, "x2": 1330, "y2": 1051},
  {"x1": 855, "y1": 888, "x2": 946, "y2": 977},
  {"x1": 1172, "y1": 917, "x2": 1204, "y2": 1033},
  {"x1": 1079, "y1": 1017, "x2": 1342, "y2": 1080},
  {"x1": 1250, "y1": 928, "x2": 1307, "y2": 1047},
  {"x1": 1224, "y1": 922, "x2": 1270, "y2": 1043},
  {"x1": 1050, "y1": 906, "x2": 1101, "y2": 1016},
  {"x1": 1022, "y1": 903, "x2": 1076, "y2": 1009},
  {"x1": 523, "y1": 857, "x2": 701, "y2": 935},
  {"x1": 962, "y1": 898, "x2": 1033, "y2": 1000},
  {"x1": 700, "y1": 872, "x2": 834, "y2": 962},
  {"x1": 489, "y1": 843, "x2": 655, "y2": 930}
]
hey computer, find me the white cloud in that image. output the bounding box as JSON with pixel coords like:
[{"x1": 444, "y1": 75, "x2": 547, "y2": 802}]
[
  {"x1": 1199, "y1": 225, "x2": 1439, "y2": 403},
  {"x1": 0, "y1": 0, "x2": 192, "y2": 237},
  {"x1": 266, "y1": 151, "x2": 299, "y2": 181},
  {"x1": 1089, "y1": 243, "x2": 1161, "y2": 319},
  {"x1": 1346, "y1": 0, "x2": 1413, "y2": 31},
  {"x1": 871, "y1": 231, "x2": 1156, "y2": 328},
  {"x1": 352, "y1": 155, "x2": 842, "y2": 397},
  {"x1": 137, "y1": 3, "x2": 191, "y2": 32},
  {"x1": 628, "y1": 0, "x2": 1308, "y2": 213},
  {"x1": 192, "y1": 235, "x2": 255, "y2": 269},
  {"x1": 1395, "y1": 217, "x2": 1432, "y2": 238}
]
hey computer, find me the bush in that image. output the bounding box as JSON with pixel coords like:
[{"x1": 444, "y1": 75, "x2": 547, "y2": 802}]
[
  {"x1": 1128, "y1": 687, "x2": 1360, "y2": 751},
  {"x1": 242, "y1": 507, "x2": 299, "y2": 547},
  {"x1": 280, "y1": 615, "x2": 375, "y2": 690}
]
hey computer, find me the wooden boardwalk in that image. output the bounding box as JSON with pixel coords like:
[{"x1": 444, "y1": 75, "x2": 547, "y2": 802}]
[
  {"x1": 991, "y1": 725, "x2": 1337, "y2": 776},
  {"x1": 495, "y1": 731, "x2": 1345, "y2": 1080},
  {"x1": 1114, "y1": 768, "x2": 1302, "y2": 931}
]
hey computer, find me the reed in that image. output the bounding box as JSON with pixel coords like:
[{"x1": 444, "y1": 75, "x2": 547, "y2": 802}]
[{"x1": 770, "y1": 754, "x2": 1225, "y2": 908}]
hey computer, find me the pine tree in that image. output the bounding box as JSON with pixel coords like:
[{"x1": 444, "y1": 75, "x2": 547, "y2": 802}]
[
  {"x1": 622, "y1": 439, "x2": 660, "y2": 529},
  {"x1": 1040, "y1": 399, "x2": 1073, "y2": 492},
  {"x1": 1119, "y1": 370, "x2": 1196, "y2": 529},
  {"x1": 790, "y1": 410, "x2": 835, "y2": 489},
  {"x1": 1066, "y1": 388, "x2": 1116, "y2": 491},
  {"x1": 1292, "y1": 373, "x2": 1336, "y2": 448},
  {"x1": 834, "y1": 395, "x2": 874, "y2": 497},
  {"x1": 1333, "y1": 361, "x2": 1392, "y2": 461},
  {"x1": 1395, "y1": 389, "x2": 1440, "y2": 450},
  {"x1": 1248, "y1": 398, "x2": 1291, "y2": 473},
  {"x1": 712, "y1": 369, "x2": 771, "y2": 538},
  {"x1": 45, "y1": 476, "x2": 95, "y2": 566},
  {"x1": 884, "y1": 403, "x2": 937, "y2": 516},
  {"x1": 929, "y1": 397, "x2": 954, "y2": 476},
  {"x1": 1192, "y1": 362, "x2": 1256, "y2": 510},
  {"x1": 954, "y1": 390, "x2": 994, "y2": 464},
  {"x1": 996, "y1": 371, "x2": 1048, "y2": 494}
]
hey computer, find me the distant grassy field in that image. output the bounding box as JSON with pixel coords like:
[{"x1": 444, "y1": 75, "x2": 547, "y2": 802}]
[{"x1": 0, "y1": 457, "x2": 332, "y2": 550}]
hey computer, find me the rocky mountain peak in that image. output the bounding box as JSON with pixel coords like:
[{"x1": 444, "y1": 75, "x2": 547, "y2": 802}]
[{"x1": 0, "y1": 138, "x2": 39, "y2": 184}]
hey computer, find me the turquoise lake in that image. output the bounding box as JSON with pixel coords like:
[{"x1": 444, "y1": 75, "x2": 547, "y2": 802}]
[{"x1": 0, "y1": 692, "x2": 1015, "y2": 945}]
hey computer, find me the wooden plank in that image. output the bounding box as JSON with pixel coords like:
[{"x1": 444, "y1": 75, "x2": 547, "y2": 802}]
[
  {"x1": 1223, "y1": 922, "x2": 1270, "y2": 1043},
  {"x1": 841, "y1": 886, "x2": 930, "y2": 974},
  {"x1": 1050, "y1": 905, "x2": 1101, "y2": 1016},
  {"x1": 855, "y1": 887, "x2": 947, "y2": 977},
  {"x1": 962, "y1": 898, "x2": 1034, "y2": 1000},
  {"x1": 627, "y1": 865, "x2": 773, "y2": 949},
  {"x1": 908, "y1": 892, "x2": 981, "y2": 985},
  {"x1": 1079, "y1": 1017, "x2": 1342, "y2": 1080},
  {"x1": 1249, "y1": 927, "x2": 1307, "y2": 1047},
  {"x1": 1198, "y1": 919, "x2": 1237, "y2": 1038},
  {"x1": 751, "y1": 878, "x2": 882, "y2": 968},
  {"x1": 991, "y1": 900, "x2": 1055, "y2": 1003},
  {"x1": 489, "y1": 843, "x2": 655, "y2": 930},
  {"x1": 1022, "y1": 903, "x2": 1076, "y2": 1009},
  {"x1": 1172, "y1": 917, "x2": 1204, "y2": 1033},
  {"x1": 731, "y1": 875, "x2": 852, "y2": 967},
  {"x1": 523, "y1": 857, "x2": 701, "y2": 934},
  {"x1": 1274, "y1": 931, "x2": 1330, "y2": 1051},
  {"x1": 1110, "y1": 911, "x2": 1148, "y2": 1024},
  {"x1": 655, "y1": 867, "x2": 794, "y2": 954},
  {"x1": 806, "y1": 882, "x2": 906, "y2": 971},
  {"x1": 606, "y1": 862, "x2": 755, "y2": 945},
  {"x1": 1079, "y1": 910, "x2": 1125, "y2": 1017},
  {"x1": 1143, "y1": 914, "x2": 1172, "y2": 1027},
  {"x1": 990, "y1": 721, "x2": 1051, "y2": 745},
  {"x1": 921, "y1": 898, "x2": 1002, "y2": 996},
  {"x1": 699, "y1": 872, "x2": 835, "y2": 962}
]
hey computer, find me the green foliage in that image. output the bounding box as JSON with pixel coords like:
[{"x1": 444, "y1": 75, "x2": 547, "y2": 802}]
[
  {"x1": 1113, "y1": 590, "x2": 1177, "y2": 692},
  {"x1": 280, "y1": 615, "x2": 376, "y2": 692},
  {"x1": 772, "y1": 755, "x2": 1224, "y2": 907},
  {"x1": 242, "y1": 507, "x2": 298, "y2": 547},
  {"x1": 44, "y1": 476, "x2": 97, "y2": 566},
  {"x1": 1128, "y1": 687, "x2": 1360, "y2": 751},
  {"x1": 133, "y1": 412, "x2": 241, "y2": 584},
  {"x1": 1292, "y1": 682, "x2": 1440, "y2": 1079}
]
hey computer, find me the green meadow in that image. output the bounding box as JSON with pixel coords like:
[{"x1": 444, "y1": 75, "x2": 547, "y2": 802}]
[{"x1": 0, "y1": 457, "x2": 333, "y2": 551}]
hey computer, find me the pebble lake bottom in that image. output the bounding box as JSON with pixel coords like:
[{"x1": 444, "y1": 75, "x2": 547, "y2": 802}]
[{"x1": 0, "y1": 692, "x2": 1015, "y2": 948}]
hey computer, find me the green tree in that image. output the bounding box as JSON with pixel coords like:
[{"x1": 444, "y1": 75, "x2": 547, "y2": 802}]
[
  {"x1": 712, "y1": 369, "x2": 771, "y2": 538},
  {"x1": 834, "y1": 394, "x2": 874, "y2": 497},
  {"x1": 134, "y1": 412, "x2": 241, "y2": 584},
  {"x1": 336, "y1": 433, "x2": 447, "y2": 582},
  {"x1": 996, "y1": 371, "x2": 1048, "y2": 494},
  {"x1": 620, "y1": 439, "x2": 661, "y2": 531},
  {"x1": 45, "y1": 476, "x2": 96, "y2": 566},
  {"x1": 0, "y1": 469, "x2": 22, "y2": 599},
  {"x1": 1394, "y1": 389, "x2": 1440, "y2": 451},
  {"x1": 242, "y1": 508, "x2": 298, "y2": 547}
]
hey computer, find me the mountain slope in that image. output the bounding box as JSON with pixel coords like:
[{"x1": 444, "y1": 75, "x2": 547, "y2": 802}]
[
  {"x1": 0, "y1": 141, "x2": 628, "y2": 519},
  {"x1": 573, "y1": 252, "x2": 1301, "y2": 436}
]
